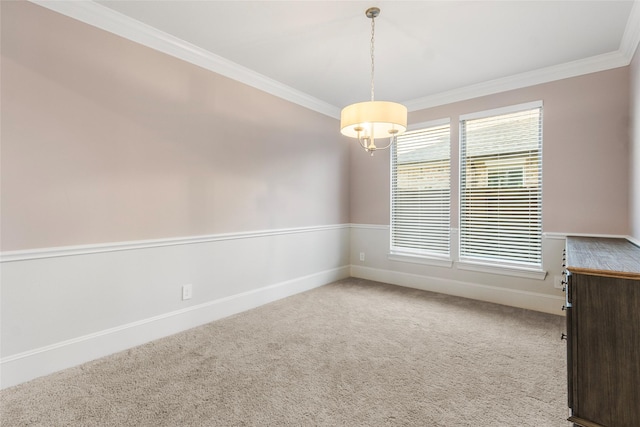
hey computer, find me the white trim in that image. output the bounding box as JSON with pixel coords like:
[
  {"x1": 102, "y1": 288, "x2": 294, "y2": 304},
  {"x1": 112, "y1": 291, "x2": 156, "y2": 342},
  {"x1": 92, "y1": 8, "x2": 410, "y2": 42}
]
[
  {"x1": 456, "y1": 261, "x2": 547, "y2": 281},
  {"x1": 27, "y1": 0, "x2": 339, "y2": 119},
  {"x1": 459, "y1": 100, "x2": 543, "y2": 121},
  {"x1": 349, "y1": 223, "x2": 390, "y2": 231},
  {"x1": 0, "y1": 224, "x2": 349, "y2": 263},
  {"x1": 388, "y1": 253, "x2": 453, "y2": 268},
  {"x1": 543, "y1": 232, "x2": 569, "y2": 240},
  {"x1": 0, "y1": 266, "x2": 350, "y2": 389},
  {"x1": 620, "y1": 0, "x2": 640, "y2": 62},
  {"x1": 350, "y1": 265, "x2": 563, "y2": 315},
  {"x1": 405, "y1": 51, "x2": 629, "y2": 112}
]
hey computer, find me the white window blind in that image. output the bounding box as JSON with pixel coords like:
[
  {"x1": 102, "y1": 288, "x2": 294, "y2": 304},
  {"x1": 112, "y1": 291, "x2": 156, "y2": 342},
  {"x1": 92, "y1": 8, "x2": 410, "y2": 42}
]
[
  {"x1": 460, "y1": 103, "x2": 542, "y2": 267},
  {"x1": 391, "y1": 122, "x2": 450, "y2": 257}
]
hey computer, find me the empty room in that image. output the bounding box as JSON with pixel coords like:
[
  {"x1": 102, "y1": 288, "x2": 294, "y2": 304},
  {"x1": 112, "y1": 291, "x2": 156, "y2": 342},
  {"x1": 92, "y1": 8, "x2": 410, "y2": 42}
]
[{"x1": 1, "y1": 1, "x2": 639, "y2": 426}]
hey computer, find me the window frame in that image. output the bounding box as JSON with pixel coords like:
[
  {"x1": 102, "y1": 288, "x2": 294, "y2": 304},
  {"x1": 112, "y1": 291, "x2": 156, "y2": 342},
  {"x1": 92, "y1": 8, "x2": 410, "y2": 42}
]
[
  {"x1": 458, "y1": 100, "x2": 544, "y2": 277},
  {"x1": 387, "y1": 102, "x2": 547, "y2": 280},
  {"x1": 389, "y1": 118, "x2": 453, "y2": 266}
]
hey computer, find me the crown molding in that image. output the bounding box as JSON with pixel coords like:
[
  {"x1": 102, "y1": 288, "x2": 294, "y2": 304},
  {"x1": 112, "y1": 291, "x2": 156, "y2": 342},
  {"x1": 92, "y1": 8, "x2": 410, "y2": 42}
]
[
  {"x1": 405, "y1": 1, "x2": 640, "y2": 112},
  {"x1": 620, "y1": 0, "x2": 640, "y2": 61},
  {"x1": 29, "y1": 0, "x2": 640, "y2": 117},
  {"x1": 404, "y1": 50, "x2": 630, "y2": 112},
  {"x1": 28, "y1": 0, "x2": 340, "y2": 119}
]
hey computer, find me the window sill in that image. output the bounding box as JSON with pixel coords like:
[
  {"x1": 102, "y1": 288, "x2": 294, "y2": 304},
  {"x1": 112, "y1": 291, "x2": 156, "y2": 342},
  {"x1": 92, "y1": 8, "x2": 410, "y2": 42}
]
[
  {"x1": 388, "y1": 252, "x2": 453, "y2": 268},
  {"x1": 456, "y1": 261, "x2": 547, "y2": 280}
]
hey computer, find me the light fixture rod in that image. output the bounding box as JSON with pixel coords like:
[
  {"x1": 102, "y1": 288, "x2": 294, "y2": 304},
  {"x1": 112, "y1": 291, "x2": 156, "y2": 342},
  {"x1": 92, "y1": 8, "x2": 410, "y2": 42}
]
[{"x1": 367, "y1": 7, "x2": 379, "y2": 102}]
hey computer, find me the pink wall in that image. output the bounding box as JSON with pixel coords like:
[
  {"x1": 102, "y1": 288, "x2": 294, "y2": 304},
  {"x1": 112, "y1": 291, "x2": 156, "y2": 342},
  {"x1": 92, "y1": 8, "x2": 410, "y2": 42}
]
[
  {"x1": 2, "y1": 2, "x2": 633, "y2": 252},
  {"x1": 631, "y1": 45, "x2": 640, "y2": 241},
  {"x1": 1, "y1": 2, "x2": 349, "y2": 251},
  {"x1": 351, "y1": 68, "x2": 630, "y2": 235}
]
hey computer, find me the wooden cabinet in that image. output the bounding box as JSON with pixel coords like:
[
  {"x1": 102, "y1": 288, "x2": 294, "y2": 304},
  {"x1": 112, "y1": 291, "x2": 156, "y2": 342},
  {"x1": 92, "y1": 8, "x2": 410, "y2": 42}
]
[{"x1": 564, "y1": 237, "x2": 640, "y2": 427}]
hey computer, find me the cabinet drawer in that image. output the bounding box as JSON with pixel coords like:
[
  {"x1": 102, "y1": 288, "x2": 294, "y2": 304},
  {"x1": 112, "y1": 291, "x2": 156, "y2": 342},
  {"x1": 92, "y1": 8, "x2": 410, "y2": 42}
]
[{"x1": 564, "y1": 237, "x2": 640, "y2": 427}]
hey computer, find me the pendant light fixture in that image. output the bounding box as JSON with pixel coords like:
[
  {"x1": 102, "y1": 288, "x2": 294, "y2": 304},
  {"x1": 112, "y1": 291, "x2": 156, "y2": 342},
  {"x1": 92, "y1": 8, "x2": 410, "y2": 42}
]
[{"x1": 340, "y1": 7, "x2": 407, "y2": 155}]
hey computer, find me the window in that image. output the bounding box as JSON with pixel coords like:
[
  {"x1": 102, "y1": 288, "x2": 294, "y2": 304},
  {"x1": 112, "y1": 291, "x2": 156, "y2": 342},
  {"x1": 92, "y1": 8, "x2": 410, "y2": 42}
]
[
  {"x1": 459, "y1": 102, "x2": 542, "y2": 268},
  {"x1": 391, "y1": 120, "x2": 451, "y2": 258}
]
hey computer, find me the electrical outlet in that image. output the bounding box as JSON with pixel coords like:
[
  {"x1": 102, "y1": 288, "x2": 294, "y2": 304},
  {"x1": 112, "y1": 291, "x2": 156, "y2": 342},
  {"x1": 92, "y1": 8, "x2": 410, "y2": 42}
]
[
  {"x1": 182, "y1": 284, "x2": 193, "y2": 300},
  {"x1": 553, "y1": 276, "x2": 563, "y2": 289},
  {"x1": 359, "y1": 252, "x2": 365, "y2": 262}
]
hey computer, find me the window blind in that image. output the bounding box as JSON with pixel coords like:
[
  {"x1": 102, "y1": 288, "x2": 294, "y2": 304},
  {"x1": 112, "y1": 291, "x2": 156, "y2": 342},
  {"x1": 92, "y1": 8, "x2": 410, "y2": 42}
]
[
  {"x1": 460, "y1": 104, "x2": 542, "y2": 267},
  {"x1": 391, "y1": 122, "x2": 450, "y2": 257}
]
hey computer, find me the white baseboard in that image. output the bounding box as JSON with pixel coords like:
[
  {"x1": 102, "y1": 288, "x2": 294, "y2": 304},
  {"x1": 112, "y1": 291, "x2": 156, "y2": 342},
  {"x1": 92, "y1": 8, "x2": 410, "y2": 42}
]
[
  {"x1": 0, "y1": 266, "x2": 349, "y2": 390},
  {"x1": 350, "y1": 265, "x2": 564, "y2": 315}
]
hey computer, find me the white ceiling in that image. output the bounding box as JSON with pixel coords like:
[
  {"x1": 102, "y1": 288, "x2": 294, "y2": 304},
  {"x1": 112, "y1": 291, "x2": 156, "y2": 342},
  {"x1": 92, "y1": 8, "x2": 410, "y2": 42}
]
[{"x1": 36, "y1": 1, "x2": 640, "y2": 117}]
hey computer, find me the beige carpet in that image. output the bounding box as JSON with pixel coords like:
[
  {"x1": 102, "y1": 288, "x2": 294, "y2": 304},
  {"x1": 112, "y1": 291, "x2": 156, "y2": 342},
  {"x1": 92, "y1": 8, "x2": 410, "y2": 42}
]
[{"x1": 1, "y1": 278, "x2": 567, "y2": 426}]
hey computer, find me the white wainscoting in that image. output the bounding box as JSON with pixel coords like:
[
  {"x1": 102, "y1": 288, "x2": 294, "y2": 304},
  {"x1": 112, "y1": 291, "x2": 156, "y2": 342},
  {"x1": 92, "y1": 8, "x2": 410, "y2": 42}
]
[
  {"x1": 0, "y1": 225, "x2": 350, "y2": 389},
  {"x1": 4, "y1": 224, "x2": 629, "y2": 389}
]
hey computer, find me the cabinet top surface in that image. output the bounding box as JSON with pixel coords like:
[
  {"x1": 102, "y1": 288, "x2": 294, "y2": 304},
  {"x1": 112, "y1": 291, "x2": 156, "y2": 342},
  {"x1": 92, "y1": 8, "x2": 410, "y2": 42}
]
[{"x1": 566, "y1": 237, "x2": 640, "y2": 279}]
